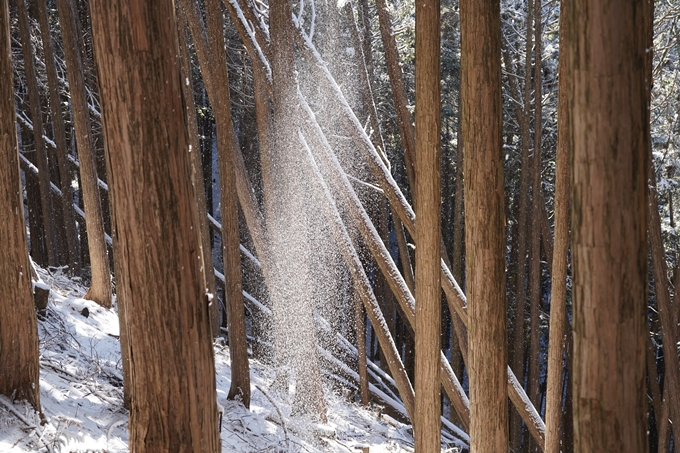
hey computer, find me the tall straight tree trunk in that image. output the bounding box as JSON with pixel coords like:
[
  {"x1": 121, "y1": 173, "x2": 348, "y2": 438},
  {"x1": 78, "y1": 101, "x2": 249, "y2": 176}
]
[
  {"x1": 511, "y1": 3, "x2": 534, "y2": 444},
  {"x1": 269, "y1": 0, "x2": 327, "y2": 420},
  {"x1": 569, "y1": 0, "x2": 648, "y2": 450},
  {"x1": 544, "y1": 0, "x2": 573, "y2": 450},
  {"x1": 16, "y1": 0, "x2": 59, "y2": 268},
  {"x1": 414, "y1": 0, "x2": 442, "y2": 447},
  {"x1": 461, "y1": 0, "x2": 509, "y2": 450},
  {"x1": 36, "y1": 0, "x2": 80, "y2": 274},
  {"x1": 177, "y1": 16, "x2": 220, "y2": 340},
  {"x1": 55, "y1": 0, "x2": 112, "y2": 308},
  {"x1": 89, "y1": 0, "x2": 220, "y2": 450},
  {"x1": 0, "y1": 0, "x2": 41, "y2": 410},
  {"x1": 204, "y1": 0, "x2": 251, "y2": 405},
  {"x1": 527, "y1": 0, "x2": 543, "y2": 447}
]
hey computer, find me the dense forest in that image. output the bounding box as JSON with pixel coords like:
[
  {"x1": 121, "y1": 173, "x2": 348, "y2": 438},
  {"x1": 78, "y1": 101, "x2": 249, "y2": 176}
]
[{"x1": 0, "y1": 0, "x2": 678, "y2": 451}]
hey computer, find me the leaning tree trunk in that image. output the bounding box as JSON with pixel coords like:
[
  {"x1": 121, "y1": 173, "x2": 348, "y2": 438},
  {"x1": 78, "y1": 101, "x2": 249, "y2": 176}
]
[
  {"x1": 461, "y1": 0, "x2": 509, "y2": 451},
  {"x1": 0, "y1": 0, "x2": 41, "y2": 411},
  {"x1": 414, "y1": 0, "x2": 442, "y2": 447},
  {"x1": 569, "y1": 0, "x2": 649, "y2": 451},
  {"x1": 89, "y1": 0, "x2": 220, "y2": 451},
  {"x1": 55, "y1": 0, "x2": 112, "y2": 308},
  {"x1": 16, "y1": 0, "x2": 59, "y2": 268}
]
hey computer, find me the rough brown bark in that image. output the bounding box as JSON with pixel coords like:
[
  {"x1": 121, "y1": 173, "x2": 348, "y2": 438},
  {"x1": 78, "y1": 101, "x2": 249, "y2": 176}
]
[
  {"x1": 56, "y1": 0, "x2": 112, "y2": 308},
  {"x1": 544, "y1": 0, "x2": 572, "y2": 450},
  {"x1": 177, "y1": 15, "x2": 221, "y2": 339},
  {"x1": 0, "y1": 0, "x2": 41, "y2": 411},
  {"x1": 16, "y1": 0, "x2": 59, "y2": 268},
  {"x1": 461, "y1": 0, "x2": 509, "y2": 451},
  {"x1": 414, "y1": 0, "x2": 442, "y2": 447},
  {"x1": 569, "y1": 0, "x2": 649, "y2": 450},
  {"x1": 36, "y1": 0, "x2": 81, "y2": 274},
  {"x1": 89, "y1": 0, "x2": 220, "y2": 450}
]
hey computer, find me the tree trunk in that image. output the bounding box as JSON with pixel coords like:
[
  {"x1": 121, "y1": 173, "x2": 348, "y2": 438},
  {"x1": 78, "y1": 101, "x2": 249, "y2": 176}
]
[
  {"x1": 36, "y1": 0, "x2": 81, "y2": 274},
  {"x1": 89, "y1": 0, "x2": 220, "y2": 450},
  {"x1": 16, "y1": 0, "x2": 59, "y2": 268},
  {"x1": 544, "y1": 0, "x2": 572, "y2": 450},
  {"x1": 204, "y1": 0, "x2": 251, "y2": 405},
  {"x1": 177, "y1": 16, "x2": 220, "y2": 339},
  {"x1": 414, "y1": 0, "x2": 442, "y2": 447},
  {"x1": 461, "y1": 0, "x2": 509, "y2": 451},
  {"x1": 528, "y1": 1, "x2": 544, "y2": 449},
  {"x1": 375, "y1": 0, "x2": 416, "y2": 191},
  {"x1": 56, "y1": 0, "x2": 112, "y2": 308},
  {"x1": 569, "y1": 0, "x2": 649, "y2": 450},
  {"x1": 0, "y1": 0, "x2": 41, "y2": 411}
]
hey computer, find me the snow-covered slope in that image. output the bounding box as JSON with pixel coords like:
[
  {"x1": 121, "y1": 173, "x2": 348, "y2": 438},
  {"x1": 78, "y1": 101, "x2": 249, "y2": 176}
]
[{"x1": 0, "y1": 267, "x2": 464, "y2": 452}]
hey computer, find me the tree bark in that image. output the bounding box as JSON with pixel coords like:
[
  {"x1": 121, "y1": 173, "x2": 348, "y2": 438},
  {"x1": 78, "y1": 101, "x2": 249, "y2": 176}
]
[
  {"x1": 16, "y1": 0, "x2": 59, "y2": 268},
  {"x1": 569, "y1": 0, "x2": 649, "y2": 450},
  {"x1": 89, "y1": 0, "x2": 220, "y2": 450},
  {"x1": 544, "y1": 0, "x2": 572, "y2": 450},
  {"x1": 204, "y1": 0, "x2": 251, "y2": 405},
  {"x1": 56, "y1": 0, "x2": 112, "y2": 308},
  {"x1": 461, "y1": 0, "x2": 509, "y2": 451},
  {"x1": 414, "y1": 0, "x2": 442, "y2": 447},
  {"x1": 35, "y1": 0, "x2": 81, "y2": 274},
  {"x1": 177, "y1": 15, "x2": 220, "y2": 339},
  {"x1": 0, "y1": 0, "x2": 41, "y2": 411}
]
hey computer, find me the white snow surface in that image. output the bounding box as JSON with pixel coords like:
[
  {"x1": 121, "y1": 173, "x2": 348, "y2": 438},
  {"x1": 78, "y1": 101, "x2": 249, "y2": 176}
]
[{"x1": 0, "y1": 266, "x2": 448, "y2": 453}]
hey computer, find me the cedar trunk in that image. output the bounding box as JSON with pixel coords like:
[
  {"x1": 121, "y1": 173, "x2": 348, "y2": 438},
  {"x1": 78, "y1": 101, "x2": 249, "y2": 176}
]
[
  {"x1": 0, "y1": 0, "x2": 41, "y2": 410},
  {"x1": 89, "y1": 1, "x2": 220, "y2": 450},
  {"x1": 16, "y1": 0, "x2": 59, "y2": 268},
  {"x1": 55, "y1": 0, "x2": 112, "y2": 308},
  {"x1": 461, "y1": 0, "x2": 509, "y2": 450},
  {"x1": 544, "y1": 0, "x2": 573, "y2": 450},
  {"x1": 414, "y1": 0, "x2": 442, "y2": 448},
  {"x1": 35, "y1": 0, "x2": 81, "y2": 274},
  {"x1": 569, "y1": 0, "x2": 648, "y2": 451}
]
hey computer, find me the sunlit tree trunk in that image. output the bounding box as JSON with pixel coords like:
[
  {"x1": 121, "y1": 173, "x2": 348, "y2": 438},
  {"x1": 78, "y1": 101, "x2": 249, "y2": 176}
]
[
  {"x1": 89, "y1": 0, "x2": 220, "y2": 450},
  {"x1": 461, "y1": 0, "x2": 509, "y2": 450},
  {"x1": 569, "y1": 0, "x2": 648, "y2": 450},
  {"x1": 414, "y1": 0, "x2": 442, "y2": 447},
  {"x1": 55, "y1": 0, "x2": 112, "y2": 308},
  {"x1": 0, "y1": 0, "x2": 41, "y2": 411},
  {"x1": 16, "y1": 0, "x2": 59, "y2": 268}
]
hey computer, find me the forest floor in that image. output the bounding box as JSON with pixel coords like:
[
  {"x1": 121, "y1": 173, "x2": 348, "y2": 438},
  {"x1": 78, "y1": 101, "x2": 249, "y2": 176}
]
[{"x1": 0, "y1": 265, "x2": 452, "y2": 453}]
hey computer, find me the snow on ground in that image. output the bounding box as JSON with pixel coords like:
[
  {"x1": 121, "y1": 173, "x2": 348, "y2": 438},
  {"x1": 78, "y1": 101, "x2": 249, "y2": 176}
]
[{"x1": 0, "y1": 267, "x2": 460, "y2": 452}]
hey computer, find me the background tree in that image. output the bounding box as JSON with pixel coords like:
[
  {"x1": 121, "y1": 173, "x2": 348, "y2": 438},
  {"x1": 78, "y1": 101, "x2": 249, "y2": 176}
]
[{"x1": 89, "y1": 0, "x2": 220, "y2": 450}]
